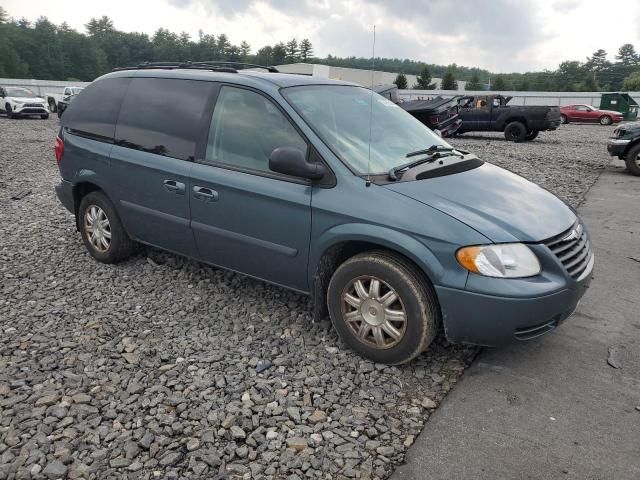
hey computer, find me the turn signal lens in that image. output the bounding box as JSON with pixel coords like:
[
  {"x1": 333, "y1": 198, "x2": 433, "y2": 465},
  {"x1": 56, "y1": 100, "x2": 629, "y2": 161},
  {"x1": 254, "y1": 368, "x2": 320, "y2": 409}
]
[
  {"x1": 54, "y1": 136, "x2": 64, "y2": 164},
  {"x1": 456, "y1": 243, "x2": 541, "y2": 278}
]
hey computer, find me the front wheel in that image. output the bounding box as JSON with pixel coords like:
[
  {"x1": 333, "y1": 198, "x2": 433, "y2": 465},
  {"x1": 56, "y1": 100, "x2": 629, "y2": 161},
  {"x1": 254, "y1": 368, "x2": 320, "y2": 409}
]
[
  {"x1": 6, "y1": 104, "x2": 14, "y2": 119},
  {"x1": 599, "y1": 115, "x2": 612, "y2": 125},
  {"x1": 327, "y1": 251, "x2": 438, "y2": 365},
  {"x1": 625, "y1": 143, "x2": 640, "y2": 176},
  {"x1": 504, "y1": 121, "x2": 527, "y2": 142},
  {"x1": 78, "y1": 191, "x2": 136, "y2": 263},
  {"x1": 525, "y1": 130, "x2": 539, "y2": 141}
]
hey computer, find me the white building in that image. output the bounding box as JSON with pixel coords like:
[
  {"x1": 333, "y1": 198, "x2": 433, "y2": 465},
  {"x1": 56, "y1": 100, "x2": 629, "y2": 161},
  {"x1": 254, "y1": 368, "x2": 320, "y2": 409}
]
[{"x1": 274, "y1": 62, "x2": 467, "y2": 90}]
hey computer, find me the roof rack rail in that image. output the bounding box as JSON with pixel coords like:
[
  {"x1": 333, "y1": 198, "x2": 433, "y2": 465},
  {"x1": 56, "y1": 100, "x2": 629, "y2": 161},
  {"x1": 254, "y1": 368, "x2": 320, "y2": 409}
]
[{"x1": 112, "y1": 61, "x2": 279, "y2": 73}]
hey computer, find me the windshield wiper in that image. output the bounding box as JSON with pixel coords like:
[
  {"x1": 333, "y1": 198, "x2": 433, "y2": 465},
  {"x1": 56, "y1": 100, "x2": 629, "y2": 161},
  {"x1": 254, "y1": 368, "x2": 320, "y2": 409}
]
[
  {"x1": 388, "y1": 147, "x2": 463, "y2": 180},
  {"x1": 405, "y1": 145, "x2": 455, "y2": 158}
]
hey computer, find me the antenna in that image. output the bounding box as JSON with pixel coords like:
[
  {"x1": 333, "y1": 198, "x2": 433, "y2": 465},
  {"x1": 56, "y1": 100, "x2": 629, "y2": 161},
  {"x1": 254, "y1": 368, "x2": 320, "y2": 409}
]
[{"x1": 366, "y1": 25, "x2": 376, "y2": 187}]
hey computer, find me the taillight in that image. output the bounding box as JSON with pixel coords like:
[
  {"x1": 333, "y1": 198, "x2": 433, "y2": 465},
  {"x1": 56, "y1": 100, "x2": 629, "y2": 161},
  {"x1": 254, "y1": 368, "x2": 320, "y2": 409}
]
[{"x1": 54, "y1": 136, "x2": 64, "y2": 164}]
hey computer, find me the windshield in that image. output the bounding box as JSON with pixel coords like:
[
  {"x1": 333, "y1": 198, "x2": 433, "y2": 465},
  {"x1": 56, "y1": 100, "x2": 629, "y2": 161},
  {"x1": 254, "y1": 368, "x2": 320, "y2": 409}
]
[
  {"x1": 282, "y1": 85, "x2": 451, "y2": 174},
  {"x1": 5, "y1": 87, "x2": 37, "y2": 98}
]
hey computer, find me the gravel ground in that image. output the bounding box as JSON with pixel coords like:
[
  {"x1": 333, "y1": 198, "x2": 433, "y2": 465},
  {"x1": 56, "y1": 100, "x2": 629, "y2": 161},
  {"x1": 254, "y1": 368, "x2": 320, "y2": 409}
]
[{"x1": 0, "y1": 118, "x2": 613, "y2": 480}]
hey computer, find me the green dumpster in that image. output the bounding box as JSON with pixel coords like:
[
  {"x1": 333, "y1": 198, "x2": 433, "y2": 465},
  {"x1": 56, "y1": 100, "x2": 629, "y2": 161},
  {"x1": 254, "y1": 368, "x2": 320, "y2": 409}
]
[{"x1": 599, "y1": 93, "x2": 638, "y2": 121}]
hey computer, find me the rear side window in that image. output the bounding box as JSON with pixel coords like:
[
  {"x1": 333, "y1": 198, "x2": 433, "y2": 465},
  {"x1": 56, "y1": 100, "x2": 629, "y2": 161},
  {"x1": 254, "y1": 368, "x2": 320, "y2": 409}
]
[
  {"x1": 115, "y1": 77, "x2": 215, "y2": 161},
  {"x1": 61, "y1": 77, "x2": 131, "y2": 141}
]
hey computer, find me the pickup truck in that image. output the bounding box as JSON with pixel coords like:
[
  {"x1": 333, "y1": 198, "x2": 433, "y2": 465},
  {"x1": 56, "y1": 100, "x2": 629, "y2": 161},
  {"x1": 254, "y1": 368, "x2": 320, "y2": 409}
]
[
  {"x1": 456, "y1": 95, "x2": 561, "y2": 142},
  {"x1": 46, "y1": 86, "x2": 84, "y2": 113},
  {"x1": 373, "y1": 84, "x2": 462, "y2": 137}
]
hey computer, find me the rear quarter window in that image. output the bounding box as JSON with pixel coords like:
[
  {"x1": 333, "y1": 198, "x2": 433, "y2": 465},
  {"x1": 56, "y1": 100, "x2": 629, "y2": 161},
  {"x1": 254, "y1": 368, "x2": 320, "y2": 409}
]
[
  {"x1": 115, "y1": 77, "x2": 215, "y2": 161},
  {"x1": 61, "y1": 77, "x2": 131, "y2": 141}
]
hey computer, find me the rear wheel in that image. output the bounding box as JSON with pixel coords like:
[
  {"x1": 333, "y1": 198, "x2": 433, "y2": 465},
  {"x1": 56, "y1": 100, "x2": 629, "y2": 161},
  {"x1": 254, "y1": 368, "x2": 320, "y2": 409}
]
[
  {"x1": 599, "y1": 115, "x2": 612, "y2": 125},
  {"x1": 78, "y1": 191, "x2": 136, "y2": 263},
  {"x1": 504, "y1": 121, "x2": 527, "y2": 142},
  {"x1": 525, "y1": 130, "x2": 539, "y2": 141},
  {"x1": 560, "y1": 114, "x2": 568, "y2": 124},
  {"x1": 625, "y1": 143, "x2": 640, "y2": 176},
  {"x1": 327, "y1": 251, "x2": 438, "y2": 365}
]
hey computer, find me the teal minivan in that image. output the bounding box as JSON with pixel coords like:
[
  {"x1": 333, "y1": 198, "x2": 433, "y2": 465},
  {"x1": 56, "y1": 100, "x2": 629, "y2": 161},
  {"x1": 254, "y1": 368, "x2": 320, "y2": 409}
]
[{"x1": 55, "y1": 63, "x2": 594, "y2": 364}]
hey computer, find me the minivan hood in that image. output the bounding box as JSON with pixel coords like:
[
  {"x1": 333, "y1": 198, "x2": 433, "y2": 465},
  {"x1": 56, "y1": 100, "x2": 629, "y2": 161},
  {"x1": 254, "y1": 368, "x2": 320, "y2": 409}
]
[{"x1": 384, "y1": 162, "x2": 576, "y2": 243}]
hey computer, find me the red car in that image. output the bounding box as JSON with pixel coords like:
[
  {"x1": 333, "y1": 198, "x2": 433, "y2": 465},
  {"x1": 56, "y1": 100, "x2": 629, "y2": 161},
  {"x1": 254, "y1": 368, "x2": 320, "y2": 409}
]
[{"x1": 560, "y1": 104, "x2": 623, "y2": 125}]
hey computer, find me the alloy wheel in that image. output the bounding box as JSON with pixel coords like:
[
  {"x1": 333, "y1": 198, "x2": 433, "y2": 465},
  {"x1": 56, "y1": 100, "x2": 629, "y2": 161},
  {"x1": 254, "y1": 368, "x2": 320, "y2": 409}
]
[
  {"x1": 84, "y1": 205, "x2": 111, "y2": 253},
  {"x1": 340, "y1": 276, "x2": 407, "y2": 349}
]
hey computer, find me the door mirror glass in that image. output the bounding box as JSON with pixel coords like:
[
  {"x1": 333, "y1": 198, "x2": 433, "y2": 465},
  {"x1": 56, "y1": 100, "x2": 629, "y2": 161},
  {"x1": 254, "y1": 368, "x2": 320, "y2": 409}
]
[{"x1": 269, "y1": 147, "x2": 326, "y2": 180}]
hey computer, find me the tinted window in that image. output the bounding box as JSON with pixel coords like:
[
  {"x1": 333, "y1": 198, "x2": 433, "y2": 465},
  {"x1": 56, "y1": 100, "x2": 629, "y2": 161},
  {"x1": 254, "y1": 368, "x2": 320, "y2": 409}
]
[
  {"x1": 205, "y1": 86, "x2": 307, "y2": 173},
  {"x1": 116, "y1": 77, "x2": 215, "y2": 161},
  {"x1": 62, "y1": 77, "x2": 131, "y2": 140}
]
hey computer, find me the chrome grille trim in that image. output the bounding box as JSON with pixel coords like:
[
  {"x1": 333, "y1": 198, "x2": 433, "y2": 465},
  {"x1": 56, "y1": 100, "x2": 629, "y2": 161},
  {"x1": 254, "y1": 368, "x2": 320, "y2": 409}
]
[{"x1": 544, "y1": 222, "x2": 593, "y2": 280}]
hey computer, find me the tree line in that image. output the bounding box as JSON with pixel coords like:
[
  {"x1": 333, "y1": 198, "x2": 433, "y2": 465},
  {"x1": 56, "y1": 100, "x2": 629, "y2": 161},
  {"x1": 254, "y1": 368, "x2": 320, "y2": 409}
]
[{"x1": 1, "y1": 7, "x2": 639, "y2": 92}]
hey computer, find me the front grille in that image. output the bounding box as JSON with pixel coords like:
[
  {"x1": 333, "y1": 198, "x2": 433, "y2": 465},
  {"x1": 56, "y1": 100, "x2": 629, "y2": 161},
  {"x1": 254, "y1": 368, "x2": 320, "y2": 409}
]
[
  {"x1": 24, "y1": 103, "x2": 44, "y2": 108},
  {"x1": 544, "y1": 223, "x2": 593, "y2": 280}
]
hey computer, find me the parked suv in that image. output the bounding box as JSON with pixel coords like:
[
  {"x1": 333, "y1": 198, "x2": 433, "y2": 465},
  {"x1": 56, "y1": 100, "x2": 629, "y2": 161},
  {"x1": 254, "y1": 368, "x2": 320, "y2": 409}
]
[
  {"x1": 0, "y1": 86, "x2": 49, "y2": 119},
  {"x1": 54, "y1": 63, "x2": 594, "y2": 364}
]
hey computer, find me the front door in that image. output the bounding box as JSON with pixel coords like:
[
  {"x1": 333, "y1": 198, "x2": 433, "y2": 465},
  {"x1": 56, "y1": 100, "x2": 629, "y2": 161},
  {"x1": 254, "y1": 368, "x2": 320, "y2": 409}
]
[
  {"x1": 111, "y1": 77, "x2": 217, "y2": 256},
  {"x1": 190, "y1": 85, "x2": 313, "y2": 291}
]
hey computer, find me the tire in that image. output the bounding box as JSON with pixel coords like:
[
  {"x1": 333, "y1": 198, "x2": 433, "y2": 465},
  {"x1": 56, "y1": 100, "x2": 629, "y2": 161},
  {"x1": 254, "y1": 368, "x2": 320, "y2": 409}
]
[
  {"x1": 40, "y1": 113, "x2": 49, "y2": 120},
  {"x1": 560, "y1": 114, "x2": 568, "y2": 124},
  {"x1": 525, "y1": 130, "x2": 539, "y2": 141},
  {"x1": 57, "y1": 108, "x2": 62, "y2": 118},
  {"x1": 599, "y1": 115, "x2": 612, "y2": 125},
  {"x1": 78, "y1": 191, "x2": 136, "y2": 263},
  {"x1": 504, "y1": 121, "x2": 527, "y2": 142},
  {"x1": 625, "y1": 143, "x2": 640, "y2": 176},
  {"x1": 6, "y1": 104, "x2": 14, "y2": 119},
  {"x1": 48, "y1": 99, "x2": 57, "y2": 113},
  {"x1": 327, "y1": 251, "x2": 439, "y2": 365}
]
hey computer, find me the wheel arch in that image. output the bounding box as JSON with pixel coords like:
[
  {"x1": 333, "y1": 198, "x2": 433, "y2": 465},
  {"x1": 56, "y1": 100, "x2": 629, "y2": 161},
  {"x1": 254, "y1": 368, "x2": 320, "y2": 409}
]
[
  {"x1": 309, "y1": 225, "x2": 444, "y2": 321},
  {"x1": 502, "y1": 116, "x2": 528, "y2": 129}
]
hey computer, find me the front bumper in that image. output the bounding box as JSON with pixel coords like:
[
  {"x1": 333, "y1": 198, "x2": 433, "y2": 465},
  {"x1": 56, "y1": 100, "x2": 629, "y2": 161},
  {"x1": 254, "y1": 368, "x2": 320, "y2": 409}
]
[
  {"x1": 12, "y1": 103, "x2": 48, "y2": 116},
  {"x1": 607, "y1": 138, "x2": 630, "y2": 157},
  {"x1": 55, "y1": 180, "x2": 74, "y2": 213},
  {"x1": 436, "y1": 255, "x2": 594, "y2": 346}
]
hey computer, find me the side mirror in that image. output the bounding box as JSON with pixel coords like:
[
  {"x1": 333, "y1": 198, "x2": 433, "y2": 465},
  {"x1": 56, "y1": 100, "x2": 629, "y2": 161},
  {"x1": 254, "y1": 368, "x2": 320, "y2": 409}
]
[{"x1": 269, "y1": 147, "x2": 326, "y2": 181}]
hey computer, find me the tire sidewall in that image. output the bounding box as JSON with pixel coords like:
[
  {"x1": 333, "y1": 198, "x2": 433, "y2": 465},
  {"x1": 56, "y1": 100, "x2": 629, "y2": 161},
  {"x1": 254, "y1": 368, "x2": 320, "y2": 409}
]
[
  {"x1": 600, "y1": 115, "x2": 611, "y2": 125},
  {"x1": 505, "y1": 121, "x2": 526, "y2": 142},
  {"x1": 327, "y1": 254, "x2": 437, "y2": 365},
  {"x1": 78, "y1": 191, "x2": 132, "y2": 263},
  {"x1": 625, "y1": 144, "x2": 640, "y2": 176}
]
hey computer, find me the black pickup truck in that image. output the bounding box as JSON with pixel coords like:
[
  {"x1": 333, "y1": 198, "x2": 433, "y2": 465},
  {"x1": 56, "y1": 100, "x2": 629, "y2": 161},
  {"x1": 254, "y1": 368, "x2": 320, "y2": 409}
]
[
  {"x1": 456, "y1": 95, "x2": 561, "y2": 142},
  {"x1": 373, "y1": 84, "x2": 462, "y2": 137}
]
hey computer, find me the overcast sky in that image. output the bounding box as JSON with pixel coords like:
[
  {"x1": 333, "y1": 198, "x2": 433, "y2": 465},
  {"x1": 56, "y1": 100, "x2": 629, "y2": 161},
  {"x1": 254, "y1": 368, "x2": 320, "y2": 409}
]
[{"x1": 4, "y1": 0, "x2": 640, "y2": 73}]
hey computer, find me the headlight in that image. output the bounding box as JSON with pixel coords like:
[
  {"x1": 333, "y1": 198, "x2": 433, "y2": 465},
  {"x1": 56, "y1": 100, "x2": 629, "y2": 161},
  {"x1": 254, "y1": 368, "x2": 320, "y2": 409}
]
[{"x1": 456, "y1": 243, "x2": 541, "y2": 278}]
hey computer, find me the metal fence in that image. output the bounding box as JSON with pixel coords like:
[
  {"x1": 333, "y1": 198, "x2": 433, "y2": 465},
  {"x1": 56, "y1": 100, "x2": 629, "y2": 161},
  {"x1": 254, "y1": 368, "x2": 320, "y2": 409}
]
[
  {"x1": 399, "y1": 89, "x2": 640, "y2": 107},
  {"x1": 0, "y1": 78, "x2": 91, "y2": 97}
]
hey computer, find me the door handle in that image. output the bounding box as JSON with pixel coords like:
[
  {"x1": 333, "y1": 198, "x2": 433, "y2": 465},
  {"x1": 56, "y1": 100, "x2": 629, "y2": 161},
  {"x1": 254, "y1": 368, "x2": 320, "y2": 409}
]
[
  {"x1": 163, "y1": 179, "x2": 186, "y2": 195},
  {"x1": 193, "y1": 186, "x2": 219, "y2": 202}
]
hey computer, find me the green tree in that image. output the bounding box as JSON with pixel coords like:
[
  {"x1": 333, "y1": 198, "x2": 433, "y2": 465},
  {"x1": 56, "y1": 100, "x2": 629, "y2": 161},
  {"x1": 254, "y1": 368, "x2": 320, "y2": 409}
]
[
  {"x1": 491, "y1": 75, "x2": 507, "y2": 90},
  {"x1": 239, "y1": 40, "x2": 251, "y2": 60},
  {"x1": 272, "y1": 42, "x2": 286, "y2": 65},
  {"x1": 414, "y1": 66, "x2": 435, "y2": 89},
  {"x1": 465, "y1": 73, "x2": 484, "y2": 90},
  {"x1": 616, "y1": 44, "x2": 639, "y2": 66},
  {"x1": 393, "y1": 73, "x2": 408, "y2": 89},
  {"x1": 85, "y1": 16, "x2": 114, "y2": 36},
  {"x1": 0, "y1": 6, "x2": 8, "y2": 23},
  {"x1": 255, "y1": 45, "x2": 273, "y2": 65},
  {"x1": 441, "y1": 68, "x2": 458, "y2": 90},
  {"x1": 622, "y1": 71, "x2": 640, "y2": 90},
  {"x1": 285, "y1": 38, "x2": 298, "y2": 63},
  {"x1": 299, "y1": 38, "x2": 313, "y2": 61}
]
